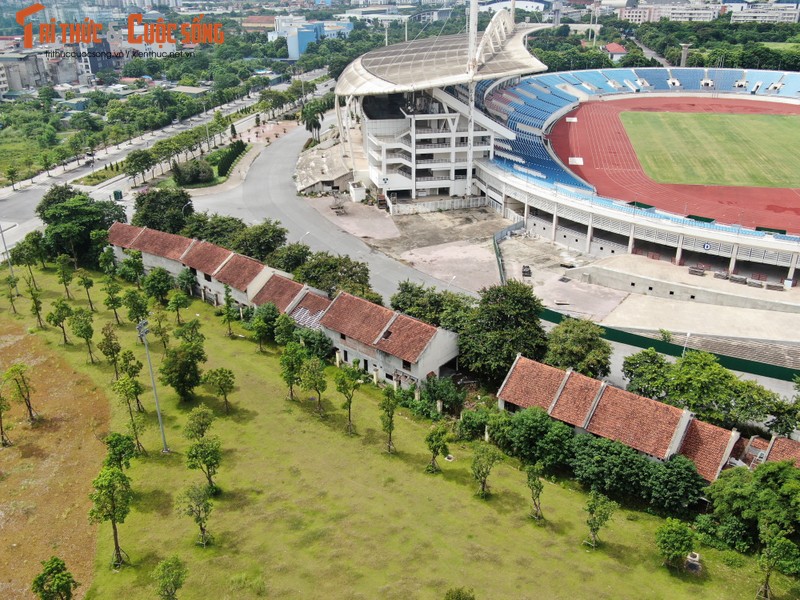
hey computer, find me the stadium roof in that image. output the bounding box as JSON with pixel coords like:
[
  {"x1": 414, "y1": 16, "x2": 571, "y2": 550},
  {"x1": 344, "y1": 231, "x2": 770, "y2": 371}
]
[{"x1": 335, "y1": 22, "x2": 550, "y2": 97}]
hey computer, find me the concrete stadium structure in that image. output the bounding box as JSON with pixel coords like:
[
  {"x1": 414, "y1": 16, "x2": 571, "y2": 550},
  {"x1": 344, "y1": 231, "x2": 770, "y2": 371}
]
[{"x1": 334, "y1": 8, "x2": 800, "y2": 286}]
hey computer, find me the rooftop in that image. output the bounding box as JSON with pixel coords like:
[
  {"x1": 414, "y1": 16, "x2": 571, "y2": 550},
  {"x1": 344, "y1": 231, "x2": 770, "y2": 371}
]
[
  {"x1": 767, "y1": 437, "x2": 800, "y2": 466},
  {"x1": 180, "y1": 240, "x2": 232, "y2": 274},
  {"x1": 497, "y1": 356, "x2": 566, "y2": 412},
  {"x1": 251, "y1": 274, "x2": 304, "y2": 312},
  {"x1": 290, "y1": 290, "x2": 332, "y2": 331},
  {"x1": 679, "y1": 420, "x2": 736, "y2": 482},
  {"x1": 373, "y1": 314, "x2": 438, "y2": 364},
  {"x1": 321, "y1": 292, "x2": 394, "y2": 346},
  {"x1": 550, "y1": 371, "x2": 602, "y2": 428},
  {"x1": 213, "y1": 254, "x2": 266, "y2": 292},
  {"x1": 108, "y1": 222, "x2": 144, "y2": 248}
]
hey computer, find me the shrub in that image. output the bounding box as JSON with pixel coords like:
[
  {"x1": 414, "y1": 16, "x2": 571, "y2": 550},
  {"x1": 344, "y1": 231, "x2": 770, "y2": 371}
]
[
  {"x1": 173, "y1": 158, "x2": 214, "y2": 185},
  {"x1": 456, "y1": 407, "x2": 492, "y2": 441}
]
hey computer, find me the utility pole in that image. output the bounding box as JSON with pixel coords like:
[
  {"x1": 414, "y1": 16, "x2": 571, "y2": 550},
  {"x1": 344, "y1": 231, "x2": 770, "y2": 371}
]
[
  {"x1": 0, "y1": 223, "x2": 19, "y2": 296},
  {"x1": 137, "y1": 320, "x2": 169, "y2": 454},
  {"x1": 465, "y1": 0, "x2": 479, "y2": 199}
]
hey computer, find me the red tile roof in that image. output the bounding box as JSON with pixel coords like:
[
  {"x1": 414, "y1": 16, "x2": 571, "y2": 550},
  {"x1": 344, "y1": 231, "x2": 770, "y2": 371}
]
[
  {"x1": 679, "y1": 420, "x2": 733, "y2": 482},
  {"x1": 292, "y1": 291, "x2": 331, "y2": 315},
  {"x1": 767, "y1": 437, "x2": 800, "y2": 466},
  {"x1": 213, "y1": 254, "x2": 265, "y2": 292},
  {"x1": 180, "y1": 240, "x2": 232, "y2": 274},
  {"x1": 497, "y1": 356, "x2": 564, "y2": 411},
  {"x1": 374, "y1": 314, "x2": 438, "y2": 364},
  {"x1": 605, "y1": 43, "x2": 628, "y2": 54},
  {"x1": 550, "y1": 372, "x2": 602, "y2": 427},
  {"x1": 251, "y1": 274, "x2": 303, "y2": 312},
  {"x1": 730, "y1": 436, "x2": 748, "y2": 462},
  {"x1": 243, "y1": 15, "x2": 275, "y2": 24},
  {"x1": 587, "y1": 387, "x2": 684, "y2": 459},
  {"x1": 130, "y1": 228, "x2": 194, "y2": 261},
  {"x1": 108, "y1": 222, "x2": 143, "y2": 247},
  {"x1": 749, "y1": 436, "x2": 770, "y2": 452},
  {"x1": 320, "y1": 292, "x2": 394, "y2": 347}
]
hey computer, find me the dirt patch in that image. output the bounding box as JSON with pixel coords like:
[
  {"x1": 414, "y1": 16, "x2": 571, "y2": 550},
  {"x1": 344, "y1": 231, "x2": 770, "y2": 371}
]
[
  {"x1": 0, "y1": 321, "x2": 109, "y2": 599},
  {"x1": 399, "y1": 240, "x2": 499, "y2": 292}
]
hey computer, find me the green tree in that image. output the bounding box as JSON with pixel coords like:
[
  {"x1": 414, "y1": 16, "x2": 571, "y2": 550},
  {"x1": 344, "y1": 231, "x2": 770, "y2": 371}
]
[
  {"x1": 125, "y1": 149, "x2": 155, "y2": 184},
  {"x1": 176, "y1": 268, "x2": 196, "y2": 296},
  {"x1": 267, "y1": 242, "x2": 311, "y2": 273},
  {"x1": 756, "y1": 532, "x2": 800, "y2": 600},
  {"x1": 425, "y1": 423, "x2": 450, "y2": 474},
  {"x1": 648, "y1": 455, "x2": 706, "y2": 514},
  {"x1": 118, "y1": 251, "x2": 145, "y2": 288},
  {"x1": 41, "y1": 196, "x2": 124, "y2": 264},
  {"x1": 160, "y1": 341, "x2": 207, "y2": 401},
  {"x1": 122, "y1": 289, "x2": 149, "y2": 324},
  {"x1": 98, "y1": 323, "x2": 122, "y2": 378},
  {"x1": 31, "y1": 556, "x2": 79, "y2": 600},
  {"x1": 5, "y1": 275, "x2": 18, "y2": 314},
  {"x1": 152, "y1": 556, "x2": 187, "y2": 600},
  {"x1": 300, "y1": 356, "x2": 328, "y2": 414},
  {"x1": 88, "y1": 466, "x2": 132, "y2": 568},
  {"x1": 294, "y1": 252, "x2": 371, "y2": 297},
  {"x1": 584, "y1": 490, "x2": 618, "y2": 549},
  {"x1": 6, "y1": 164, "x2": 19, "y2": 190},
  {"x1": 103, "y1": 432, "x2": 137, "y2": 470},
  {"x1": 459, "y1": 281, "x2": 547, "y2": 383},
  {"x1": 622, "y1": 348, "x2": 671, "y2": 400},
  {"x1": 29, "y1": 286, "x2": 44, "y2": 328},
  {"x1": 39, "y1": 152, "x2": 54, "y2": 177},
  {"x1": 274, "y1": 313, "x2": 296, "y2": 346},
  {"x1": 335, "y1": 361, "x2": 363, "y2": 434},
  {"x1": 280, "y1": 342, "x2": 307, "y2": 400},
  {"x1": 471, "y1": 443, "x2": 504, "y2": 498},
  {"x1": 525, "y1": 463, "x2": 545, "y2": 520},
  {"x1": 0, "y1": 388, "x2": 11, "y2": 446},
  {"x1": 444, "y1": 588, "x2": 476, "y2": 600},
  {"x1": 380, "y1": 387, "x2": 398, "y2": 453},
  {"x1": 132, "y1": 188, "x2": 193, "y2": 234},
  {"x1": 231, "y1": 220, "x2": 287, "y2": 262},
  {"x1": 9, "y1": 239, "x2": 39, "y2": 290},
  {"x1": 167, "y1": 289, "x2": 190, "y2": 325},
  {"x1": 36, "y1": 184, "x2": 79, "y2": 221},
  {"x1": 422, "y1": 376, "x2": 466, "y2": 416},
  {"x1": 149, "y1": 301, "x2": 172, "y2": 350},
  {"x1": 187, "y1": 436, "x2": 222, "y2": 491},
  {"x1": 112, "y1": 375, "x2": 147, "y2": 452},
  {"x1": 24, "y1": 230, "x2": 48, "y2": 269},
  {"x1": 202, "y1": 368, "x2": 236, "y2": 413},
  {"x1": 103, "y1": 278, "x2": 123, "y2": 324},
  {"x1": 143, "y1": 268, "x2": 175, "y2": 304},
  {"x1": 55, "y1": 254, "x2": 74, "y2": 299},
  {"x1": 178, "y1": 484, "x2": 214, "y2": 547},
  {"x1": 221, "y1": 284, "x2": 236, "y2": 337},
  {"x1": 544, "y1": 318, "x2": 611, "y2": 378},
  {"x1": 184, "y1": 403, "x2": 215, "y2": 441},
  {"x1": 250, "y1": 303, "x2": 279, "y2": 351},
  {"x1": 68, "y1": 308, "x2": 95, "y2": 363},
  {"x1": 75, "y1": 268, "x2": 95, "y2": 311},
  {"x1": 46, "y1": 298, "x2": 73, "y2": 344},
  {"x1": 655, "y1": 518, "x2": 695, "y2": 569}
]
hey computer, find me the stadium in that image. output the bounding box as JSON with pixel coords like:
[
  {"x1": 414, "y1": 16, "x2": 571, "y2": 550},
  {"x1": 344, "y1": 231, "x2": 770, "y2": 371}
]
[{"x1": 334, "y1": 8, "x2": 800, "y2": 288}]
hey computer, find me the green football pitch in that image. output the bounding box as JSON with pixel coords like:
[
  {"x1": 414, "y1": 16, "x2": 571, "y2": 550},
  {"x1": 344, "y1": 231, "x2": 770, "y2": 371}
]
[{"x1": 619, "y1": 111, "x2": 800, "y2": 188}]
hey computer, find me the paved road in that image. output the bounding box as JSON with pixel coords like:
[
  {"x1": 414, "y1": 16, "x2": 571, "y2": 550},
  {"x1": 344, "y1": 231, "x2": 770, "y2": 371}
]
[{"x1": 632, "y1": 39, "x2": 670, "y2": 68}]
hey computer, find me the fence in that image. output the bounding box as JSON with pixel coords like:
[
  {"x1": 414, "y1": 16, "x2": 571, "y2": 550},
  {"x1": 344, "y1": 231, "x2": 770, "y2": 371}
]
[
  {"x1": 388, "y1": 195, "x2": 488, "y2": 216},
  {"x1": 493, "y1": 220, "x2": 525, "y2": 284}
]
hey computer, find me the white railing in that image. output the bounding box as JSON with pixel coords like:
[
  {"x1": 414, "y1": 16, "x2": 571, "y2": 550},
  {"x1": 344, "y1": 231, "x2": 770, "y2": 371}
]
[{"x1": 388, "y1": 195, "x2": 489, "y2": 216}]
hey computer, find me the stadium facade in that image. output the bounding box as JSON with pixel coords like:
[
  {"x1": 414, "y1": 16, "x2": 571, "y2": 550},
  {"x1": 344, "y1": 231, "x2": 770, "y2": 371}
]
[{"x1": 334, "y1": 8, "x2": 800, "y2": 285}]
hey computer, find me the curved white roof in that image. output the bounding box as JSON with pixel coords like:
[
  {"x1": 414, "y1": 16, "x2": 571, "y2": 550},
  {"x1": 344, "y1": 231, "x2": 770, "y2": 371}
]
[{"x1": 335, "y1": 22, "x2": 550, "y2": 97}]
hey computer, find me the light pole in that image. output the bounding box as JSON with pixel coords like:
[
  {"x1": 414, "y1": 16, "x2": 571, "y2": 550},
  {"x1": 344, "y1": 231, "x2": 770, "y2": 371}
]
[
  {"x1": 299, "y1": 230, "x2": 311, "y2": 244},
  {"x1": 0, "y1": 222, "x2": 19, "y2": 296},
  {"x1": 137, "y1": 319, "x2": 170, "y2": 453},
  {"x1": 682, "y1": 331, "x2": 692, "y2": 358}
]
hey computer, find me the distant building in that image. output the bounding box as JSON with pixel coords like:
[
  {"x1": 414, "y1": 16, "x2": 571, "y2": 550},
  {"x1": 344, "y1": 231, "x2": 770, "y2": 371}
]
[
  {"x1": 269, "y1": 16, "x2": 353, "y2": 60},
  {"x1": 242, "y1": 15, "x2": 277, "y2": 32},
  {"x1": 618, "y1": 4, "x2": 721, "y2": 23},
  {"x1": 730, "y1": 5, "x2": 800, "y2": 23}
]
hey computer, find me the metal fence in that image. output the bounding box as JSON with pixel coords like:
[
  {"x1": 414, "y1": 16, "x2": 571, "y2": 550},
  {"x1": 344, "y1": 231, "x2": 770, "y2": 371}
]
[{"x1": 388, "y1": 195, "x2": 489, "y2": 216}]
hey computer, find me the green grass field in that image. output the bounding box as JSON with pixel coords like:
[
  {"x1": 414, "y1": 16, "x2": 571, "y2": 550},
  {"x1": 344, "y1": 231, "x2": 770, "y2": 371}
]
[
  {"x1": 5, "y1": 268, "x2": 800, "y2": 599},
  {"x1": 619, "y1": 112, "x2": 800, "y2": 187}
]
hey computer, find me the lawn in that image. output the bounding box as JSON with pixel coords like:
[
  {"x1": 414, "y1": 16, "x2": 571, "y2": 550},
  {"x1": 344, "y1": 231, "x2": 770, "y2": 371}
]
[
  {"x1": 2, "y1": 267, "x2": 798, "y2": 599},
  {"x1": 619, "y1": 112, "x2": 800, "y2": 188}
]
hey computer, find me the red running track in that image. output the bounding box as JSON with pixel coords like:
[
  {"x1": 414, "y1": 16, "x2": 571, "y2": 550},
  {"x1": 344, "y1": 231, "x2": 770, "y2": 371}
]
[{"x1": 549, "y1": 97, "x2": 800, "y2": 234}]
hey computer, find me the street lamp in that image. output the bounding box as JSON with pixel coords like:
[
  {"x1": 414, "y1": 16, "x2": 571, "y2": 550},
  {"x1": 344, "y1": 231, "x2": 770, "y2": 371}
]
[
  {"x1": 136, "y1": 319, "x2": 170, "y2": 453},
  {"x1": 445, "y1": 275, "x2": 456, "y2": 290},
  {"x1": 299, "y1": 230, "x2": 311, "y2": 243},
  {"x1": 0, "y1": 222, "x2": 19, "y2": 296}
]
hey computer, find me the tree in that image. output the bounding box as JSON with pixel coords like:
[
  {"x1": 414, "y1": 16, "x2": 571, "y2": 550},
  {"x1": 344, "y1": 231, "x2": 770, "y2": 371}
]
[
  {"x1": 29, "y1": 286, "x2": 45, "y2": 328},
  {"x1": 422, "y1": 376, "x2": 466, "y2": 416},
  {"x1": 231, "y1": 220, "x2": 287, "y2": 262},
  {"x1": 444, "y1": 588, "x2": 476, "y2": 600},
  {"x1": 648, "y1": 455, "x2": 706, "y2": 514},
  {"x1": 181, "y1": 212, "x2": 247, "y2": 247},
  {"x1": 176, "y1": 269, "x2": 196, "y2": 296},
  {"x1": 0, "y1": 388, "x2": 11, "y2": 446},
  {"x1": 294, "y1": 327, "x2": 333, "y2": 360},
  {"x1": 39, "y1": 152, "x2": 54, "y2": 178},
  {"x1": 202, "y1": 368, "x2": 236, "y2": 414},
  {"x1": 380, "y1": 387, "x2": 398, "y2": 453},
  {"x1": 274, "y1": 313, "x2": 296, "y2": 346},
  {"x1": 125, "y1": 149, "x2": 155, "y2": 184},
  {"x1": 4, "y1": 363, "x2": 36, "y2": 423},
  {"x1": 103, "y1": 278, "x2": 123, "y2": 324},
  {"x1": 584, "y1": 490, "x2": 618, "y2": 549},
  {"x1": 132, "y1": 188, "x2": 193, "y2": 234},
  {"x1": 36, "y1": 184, "x2": 79, "y2": 221},
  {"x1": 151, "y1": 556, "x2": 187, "y2": 600},
  {"x1": 459, "y1": 281, "x2": 547, "y2": 383},
  {"x1": 335, "y1": 361, "x2": 363, "y2": 434},
  {"x1": 143, "y1": 268, "x2": 175, "y2": 304},
  {"x1": 41, "y1": 196, "x2": 124, "y2": 264},
  {"x1": 178, "y1": 484, "x2": 214, "y2": 547},
  {"x1": 10, "y1": 239, "x2": 39, "y2": 290},
  {"x1": 525, "y1": 463, "x2": 545, "y2": 520},
  {"x1": 112, "y1": 375, "x2": 147, "y2": 452},
  {"x1": 31, "y1": 556, "x2": 79, "y2": 600},
  {"x1": 471, "y1": 444, "x2": 504, "y2": 498},
  {"x1": 55, "y1": 254, "x2": 74, "y2": 299},
  {"x1": 149, "y1": 301, "x2": 172, "y2": 350},
  {"x1": 5, "y1": 275, "x2": 18, "y2": 314},
  {"x1": 756, "y1": 532, "x2": 800, "y2": 600},
  {"x1": 280, "y1": 342, "x2": 307, "y2": 400},
  {"x1": 88, "y1": 466, "x2": 132, "y2": 568},
  {"x1": 294, "y1": 252, "x2": 372, "y2": 298},
  {"x1": 221, "y1": 284, "x2": 236, "y2": 337},
  {"x1": 300, "y1": 356, "x2": 328, "y2": 414},
  {"x1": 103, "y1": 432, "x2": 137, "y2": 470},
  {"x1": 187, "y1": 436, "x2": 222, "y2": 491},
  {"x1": 160, "y1": 341, "x2": 207, "y2": 401},
  {"x1": 250, "y1": 302, "x2": 279, "y2": 351},
  {"x1": 118, "y1": 251, "x2": 144, "y2": 288},
  {"x1": 425, "y1": 423, "x2": 450, "y2": 474},
  {"x1": 75, "y1": 269, "x2": 95, "y2": 311},
  {"x1": 98, "y1": 323, "x2": 122, "y2": 378},
  {"x1": 267, "y1": 242, "x2": 311, "y2": 273},
  {"x1": 184, "y1": 404, "x2": 215, "y2": 441},
  {"x1": 46, "y1": 299, "x2": 73, "y2": 344},
  {"x1": 622, "y1": 348, "x2": 671, "y2": 400},
  {"x1": 230, "y1": 123, "x2": 237, "y2": 138},
  {"x1": 69, "y1": 308, "x2": 96, "y2": 363},
  {"x1": 6, "y1": 164, "x2": 18, "y2": 190},
  {"x1": 167, "y1": 290, "x2": 190, "y2": 325},
  {"x1": 544, "y1": 318, "x2": 611, "y2": 378},
  {"x1": 122, "y1": 289, "x2": 148, "y2": 324},
  {"x1": 655, "y1": 518, "x2": 694, "y2": 569}
]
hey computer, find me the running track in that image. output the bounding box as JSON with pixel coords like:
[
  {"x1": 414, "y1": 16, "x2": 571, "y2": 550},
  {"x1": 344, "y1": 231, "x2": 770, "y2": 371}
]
[{"x1": 549, "y1": 97, "x2": 800, "y2": 233}]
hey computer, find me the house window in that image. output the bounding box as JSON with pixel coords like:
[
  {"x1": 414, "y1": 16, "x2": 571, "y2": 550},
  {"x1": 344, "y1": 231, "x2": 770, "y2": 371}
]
[
  {"x1": 402, "y1": 360, "x2": 411, "y2": 371},
  {"x1": 340, "y1": 333, "x2": 346, "y2": 341},
  {"x1": 189, "y1": 267, "x2": 197, "y2": 276},
  {"x1": 385, "y1": 373, "x2": 393, "y2": 381},
  {"x1": 203, "y1": 273, "x2": 211, "y2": 282},
  {"x1": 343, "y1": 350, "x2": 348, "y2": 362}
]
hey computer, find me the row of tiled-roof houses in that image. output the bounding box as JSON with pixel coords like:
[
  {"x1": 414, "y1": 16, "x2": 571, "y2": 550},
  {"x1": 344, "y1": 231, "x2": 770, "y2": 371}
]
[{"x1": 107, "y1": 222, "x2": 800, "y2": 482}]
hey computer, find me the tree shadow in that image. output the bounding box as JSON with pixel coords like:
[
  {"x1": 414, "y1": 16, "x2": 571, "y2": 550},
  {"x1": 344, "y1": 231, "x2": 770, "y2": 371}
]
[
  {"x1": 129, "y1": 550, "x2": 163, "y2": 586},
  {"x1": 132, "y1": 487, "x2": 174, "y2": 516},
  {"x1": 218, "y1": 486, "x2": 262, "y2": 511},
  {"x1": 360, "y1": 427, "x2": 380, "y2": 447},
  {"x1": 15, "y1": 441, "x2": 47, "y2": 459},
  {"x1": 482, "y1": 488, "x2": 528, "y2": 515}
]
